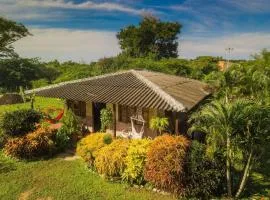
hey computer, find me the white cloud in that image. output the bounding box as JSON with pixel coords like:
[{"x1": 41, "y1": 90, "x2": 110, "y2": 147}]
[
  {"x1": 180, "y1": 33, "x2": 270, "y2": 59},
  {"x1": 13, "y1": 28, "x2": 270, "y2": 62},
  {"x1": 0, "y1": 0, "x2": 66, "y2": 20},
  {"x1": 13, "y1": 28, "x2": 121, "y2": 62},
  {"x1": 3, "y1": 0, "x2": 147, "y2": 19},
  {"x1": 0, "y1": 0, "x2": 155, "y2": 22}
]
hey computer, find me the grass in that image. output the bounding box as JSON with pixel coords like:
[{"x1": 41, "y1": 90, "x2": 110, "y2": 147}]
[
  {"x1": 0, "y1": 152, "x2": 176, "y2": 200},
  {"x1": 0, "y1": 97, "x2": 64, "y2": 114},
  {"x1": 245, "y1": 144, "x2": 270, "y2": 199},
  {"x1": 0, "y1": 97, "x2": 64, "y2": 120}
]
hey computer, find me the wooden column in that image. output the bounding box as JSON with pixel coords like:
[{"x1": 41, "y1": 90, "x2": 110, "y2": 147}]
[
  {"x1": 113, "y1": 104, "x2": 117, "y2": 138},
  {"x1": 175, "y1": 118, "x2": 179, "y2": 135},
  {"x1": 64, "y1": 99, "x2": 68, "y2": 111}
]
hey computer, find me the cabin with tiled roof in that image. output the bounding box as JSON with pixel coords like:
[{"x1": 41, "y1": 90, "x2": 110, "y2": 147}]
[{"x1": 26, "y1": 70, "x2": 211, "y2": 138}]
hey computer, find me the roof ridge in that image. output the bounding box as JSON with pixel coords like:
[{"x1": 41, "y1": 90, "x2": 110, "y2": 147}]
[
  {"x1": 131, "y1": 70, "x2": 186, "y2": 112},
  {"x1": 134, "y1": 69, "x2": 208, "y2": 84}
]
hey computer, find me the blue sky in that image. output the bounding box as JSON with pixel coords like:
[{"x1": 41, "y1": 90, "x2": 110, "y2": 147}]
[{"x1": 1, "y1": 0, "x2": 270, "y2": 62}]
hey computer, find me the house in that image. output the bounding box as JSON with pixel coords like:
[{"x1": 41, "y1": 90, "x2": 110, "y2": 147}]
[
  {"x1": 217, "y1": 60, "x2": 233, "y2": 71},
  {"x1": 26, "y1": 70, "x2": 211, "y2": 138}
]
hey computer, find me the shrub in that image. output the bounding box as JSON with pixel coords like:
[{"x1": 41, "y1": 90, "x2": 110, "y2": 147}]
[
  {"x1": 61, "y1": 109, "x2": 80, "y2": 136},
  {"x1": 4, "y1": 128, "x2": 57, "y2": 159},
  {"x1": 76, "y1": 133, "x2": 112, "y2": 166},
  {"x1": 122, "y1": 139, "x2": 152, "y2": 185},
  {"x1": 185, "y1": 141, "x2": 225, "y2": 198},
  {"x1": 144, "y1": 134, "x2": 190, "y2": 193},
  {"x1": 149, "y1": 117, "x2": 169, "y2": 135},
  {"x1": 103, "y1": 133, "x2": 113, "y2": 144},
  {"x1": 95, "y1": 139, "x2": 130, "y2": 177},
  {"x1": 55, "y1": 125, "x2": 71, "y2": 151},
  {"x1": 1, "y1": 109, "x2": 42, "y2": 136},
  {"x1": 100, "y1": 108, "x2": 113, "y2": 132},
  {"x1": 55, "y1": 109, "x2": 81, "y2": 149},
  {"x1": 0, "y1": 129, "x2": 9, "y2": 148}
]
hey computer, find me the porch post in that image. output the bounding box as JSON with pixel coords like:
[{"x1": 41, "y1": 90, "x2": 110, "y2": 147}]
[
  {"x1": 113, "y1": 104, "x2": 117, "y2": 138},
  {"x1": 175, "y1": 118, "x2": 179, "y2": 135},
  {"x1": 64, "y1": 99, "x2": 68, "y2": 111}
]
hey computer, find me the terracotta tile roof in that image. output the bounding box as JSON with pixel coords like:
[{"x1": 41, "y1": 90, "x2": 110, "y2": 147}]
[{"x1": 26, "y1": 70, "x2": 211, "y2": 112}]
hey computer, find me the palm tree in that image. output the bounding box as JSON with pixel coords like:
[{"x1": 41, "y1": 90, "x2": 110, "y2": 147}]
[
  {"x1": 150, "y1": 117, "x2": 169, "y2": 135},
  {"x1": 189, "y1": 99, "x2": 270, "y2": 197}
]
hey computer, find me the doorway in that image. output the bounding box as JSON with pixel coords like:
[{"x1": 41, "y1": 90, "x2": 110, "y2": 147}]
[{"x1": 92, "y1": 102, "x2": 106, "y2": 132}]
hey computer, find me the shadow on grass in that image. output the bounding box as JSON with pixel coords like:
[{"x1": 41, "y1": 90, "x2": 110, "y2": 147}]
[
  {"x1": 244, "y1": 147, "x2": 270, "y2": 198},
  {"x1": 245, "y1": 172, "x2": 270, "y2": 198},
  {"x1": 0, "y1": 161, "x2": 16, "y2": 174}
]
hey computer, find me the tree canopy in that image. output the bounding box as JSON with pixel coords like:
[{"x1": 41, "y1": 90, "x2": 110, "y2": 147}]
[
  {"x1": 0, "y1": 58, "x2": 58, "y2": 92},
  {"x1": 0, "y1": 17, "x2": 31, "y2": 58},
  {"x1": 117, "y1": 16, "x2": 181, "y2": 59}
]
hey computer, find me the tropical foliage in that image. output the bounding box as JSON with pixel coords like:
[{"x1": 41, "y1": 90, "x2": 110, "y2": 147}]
[
  {"x1": 76, "y1": 133, "x2": 112, "y2": 166},
  {"x1": 100, "y1": 108, "x2": 113, "y2": 132},
  {"x1": 4, "y1": 128, "x2": 57, "y2": 159},
  {"x1": 189, "y1": 99, "x2": 270, "y2": 198},
  {"x1": 144, "y1": 135, "x2": 189, "y2": 193},
  {"x1": 1, "y1": 109, "x2": 42, "y2": 136},
  {"x1": 149, "y1": 117, "x2": 169, "y2": 135},
  {"x1": 61, "y1": 109, "x2": 80, "y2": 137},
  {"x1": 122, "y1": 139, "x2": 152, "y2": 185},
  {"x1": 185, "y1": 141, "x2": 225, "y2": 198},
  {"x1": 94, "y1": 139, "x2": 130, "y2": 178}
]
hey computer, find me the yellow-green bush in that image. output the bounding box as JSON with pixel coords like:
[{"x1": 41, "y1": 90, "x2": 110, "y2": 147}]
[
  {"x1": 76, "y1": 132, "x2": 112, "y2": 166},
  {"x1": 95, "y1": 139, "x2": 130, "y2": 178},
  {"x1": 144, "y1": 134, "x2": 190, "y2": 193},
  {"x1": 122, "y1": 139, "x2": 152, "y2": 185}
]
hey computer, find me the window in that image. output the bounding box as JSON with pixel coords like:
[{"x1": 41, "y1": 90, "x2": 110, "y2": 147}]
[
  {"x1": 67, "y1": 100, "x2": 86, "y2": 118},
  {"x1": 119, "y1": 105, "x2": 136, "y2": 123},
  {"x1": 142, "y1": 108, "x2": 149, "y2": 124}
]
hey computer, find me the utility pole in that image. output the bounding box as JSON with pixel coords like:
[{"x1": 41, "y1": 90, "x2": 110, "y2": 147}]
[{"x1": 225, "y1": 47, "x2": 234, "y2": 70}]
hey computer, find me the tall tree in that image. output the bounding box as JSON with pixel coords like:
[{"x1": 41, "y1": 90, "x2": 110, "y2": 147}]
[
  {"x1": 189, "y1": 99, "x2": 270, "y2": 198},
  {"x1": 0, "y1": 58, "x2": 58, "y2": 92},
  {"x1": 0, "y1": 17, "x2": 31, "y2": 58},
  {"x1": 117, "y1": 16, "x2": 181, "y2": 59}
]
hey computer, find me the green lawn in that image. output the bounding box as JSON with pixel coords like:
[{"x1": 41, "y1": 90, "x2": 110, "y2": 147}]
[
  {"x1": 0, "y1": 97, "x2": 64, "y2": 114},
  {"x1": 0, "y1": 152, "x2": 176, "y2": 200},
  {"x1": 0, "y1": 97, "x2": 64, "y2": 121},
  {"x1": 245, "y1": 144, "x2": 270, "y2": 199}
]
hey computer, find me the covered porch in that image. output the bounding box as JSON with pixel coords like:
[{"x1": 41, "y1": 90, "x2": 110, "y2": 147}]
[{"x1": 66, "y1": 99, "x2": 187, "y2": 139}]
